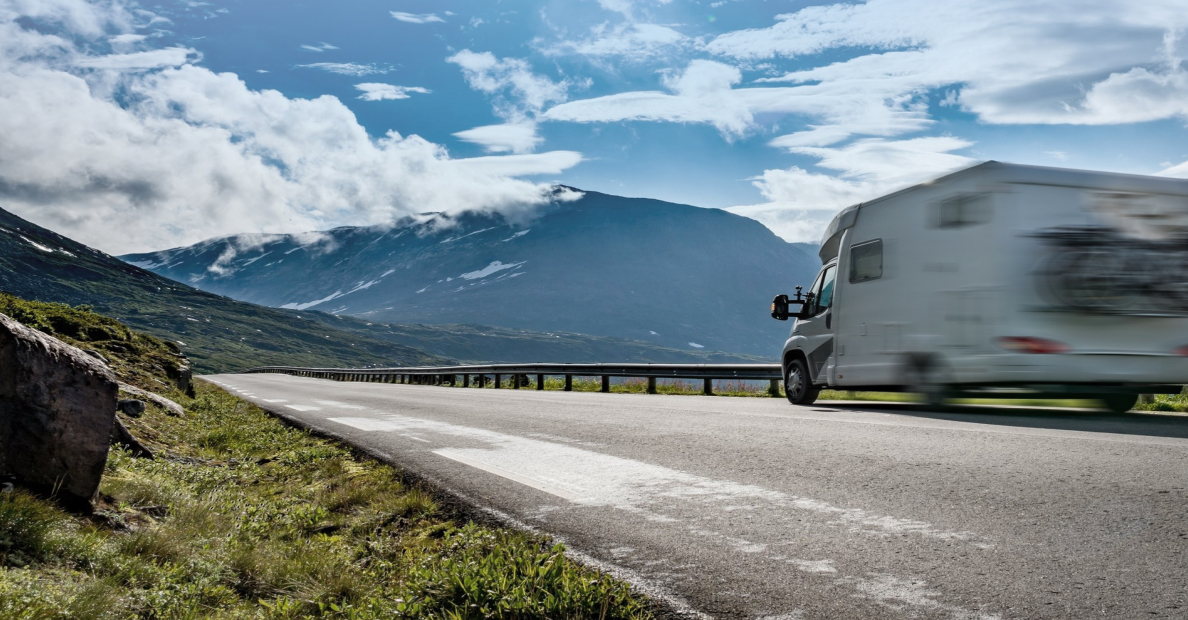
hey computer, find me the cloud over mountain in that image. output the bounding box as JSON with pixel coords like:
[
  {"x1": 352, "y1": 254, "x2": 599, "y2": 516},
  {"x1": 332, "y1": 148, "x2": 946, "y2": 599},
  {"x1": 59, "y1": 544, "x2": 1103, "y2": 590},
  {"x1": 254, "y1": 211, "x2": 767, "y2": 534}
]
[{"x1": 0, "y1": 0, "x2": 581, "y2": 254}]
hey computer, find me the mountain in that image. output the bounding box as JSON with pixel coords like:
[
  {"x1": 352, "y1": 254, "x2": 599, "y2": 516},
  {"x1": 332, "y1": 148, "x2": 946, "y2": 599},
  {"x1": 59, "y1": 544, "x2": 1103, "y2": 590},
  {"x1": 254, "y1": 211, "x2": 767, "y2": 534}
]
[
  {"x1": 122, "y1": 189, "x2": 821, "y2": 358},
  {"x1": 308, "y1": 318, "x2": 770, "y2": 364},
  {"x1": 0, "y1": 206, "x2": 445, "y2": 373},
  {"x1": 0, "y1": 205, "x2": 766, "y2": 371}
]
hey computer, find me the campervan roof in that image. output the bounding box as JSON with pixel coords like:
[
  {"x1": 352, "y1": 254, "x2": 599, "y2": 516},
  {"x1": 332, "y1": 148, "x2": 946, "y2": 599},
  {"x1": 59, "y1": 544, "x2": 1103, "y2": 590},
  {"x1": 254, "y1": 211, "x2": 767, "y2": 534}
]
[{"x1": 816, "y1": 161, "x2": 1188, "y2": 263}]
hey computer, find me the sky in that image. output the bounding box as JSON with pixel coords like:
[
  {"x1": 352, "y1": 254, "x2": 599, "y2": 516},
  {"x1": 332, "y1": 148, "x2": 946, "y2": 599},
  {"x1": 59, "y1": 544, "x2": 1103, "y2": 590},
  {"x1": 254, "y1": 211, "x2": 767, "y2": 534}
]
[{"x1": 2, "y1": 0, "x2": 1188, "y2": 253}]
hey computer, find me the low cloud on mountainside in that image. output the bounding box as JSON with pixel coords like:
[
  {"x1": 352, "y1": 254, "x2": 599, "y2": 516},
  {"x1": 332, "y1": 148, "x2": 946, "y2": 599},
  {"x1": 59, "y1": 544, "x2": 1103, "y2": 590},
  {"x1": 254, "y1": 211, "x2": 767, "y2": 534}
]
[{"x1": 0, "y1": 0, "x2": 580, "y2": 254}]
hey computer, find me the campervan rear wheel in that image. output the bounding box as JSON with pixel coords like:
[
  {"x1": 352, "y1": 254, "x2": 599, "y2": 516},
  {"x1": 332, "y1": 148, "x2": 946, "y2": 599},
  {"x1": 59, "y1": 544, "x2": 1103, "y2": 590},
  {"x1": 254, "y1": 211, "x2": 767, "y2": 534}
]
[
  {"x1": 903, "y1": 357, "x2": 950, "y2": 411},
  {"x1": 1098, "y1": 394, "x2": 1138, "y2": 414},
  {"x1": 784, "y1": 358, "x2": 819, "y2": 405}
]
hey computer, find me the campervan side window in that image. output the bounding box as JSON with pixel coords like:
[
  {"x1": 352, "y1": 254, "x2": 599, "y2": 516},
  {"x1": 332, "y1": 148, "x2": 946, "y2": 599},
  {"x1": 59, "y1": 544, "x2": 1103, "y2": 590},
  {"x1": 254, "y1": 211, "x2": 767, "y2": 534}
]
[
  {"x1": 849, "y1": 239, "x2": 882, "y2": 283},
  {"x1": 809, "y1": 265, "x2": 837, "y2": 316},
  {"x1": 936, "y1": 194, "x2": 992, "y2": 228}
]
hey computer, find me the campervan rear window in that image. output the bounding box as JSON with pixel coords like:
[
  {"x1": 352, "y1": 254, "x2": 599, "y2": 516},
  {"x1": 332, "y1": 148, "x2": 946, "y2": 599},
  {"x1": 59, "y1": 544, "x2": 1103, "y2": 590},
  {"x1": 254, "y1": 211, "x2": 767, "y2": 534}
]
[{"x1": 849, "y1": 239, "x2": 882, "y2": 283}]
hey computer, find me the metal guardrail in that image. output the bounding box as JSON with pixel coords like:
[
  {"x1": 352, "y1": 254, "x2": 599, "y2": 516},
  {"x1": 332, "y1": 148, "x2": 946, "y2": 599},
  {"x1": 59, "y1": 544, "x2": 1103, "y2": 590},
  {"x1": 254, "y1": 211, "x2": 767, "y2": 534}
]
[{"x1": 242, "y1": 363, "x2": 784, "y2": 396}]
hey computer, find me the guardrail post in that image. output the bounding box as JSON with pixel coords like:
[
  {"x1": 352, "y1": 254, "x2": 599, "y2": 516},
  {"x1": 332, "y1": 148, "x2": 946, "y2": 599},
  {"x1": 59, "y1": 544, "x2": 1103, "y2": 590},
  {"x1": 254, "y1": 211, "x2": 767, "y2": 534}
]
[
  {"x1": 536, "y1": 374, "x2": 544, "y2": 390},
  {"x1": 601, "y1": 376, "x2": 610, "y2": 393},
  {"x1": 494, "y1": 374, "x2": 501, "y2": 389},
  {"x1": 512, "y1": 374, "x2": 520, "y2": 389},
  {"x1": 565, "y1": 375, "x2": 572, "y2": 391},
  {"x1": 769, "y1": 379, "x2": 780, "y2": 396},
  {"x1": 463, "y1": 374, "x2": 470, "y2": 387},
  {"x1": 647, "y1": 377, "x2": 657, "y2": 394},
  {"x1": 703, "y1": 378, "x2": 713, "y2": 396}
]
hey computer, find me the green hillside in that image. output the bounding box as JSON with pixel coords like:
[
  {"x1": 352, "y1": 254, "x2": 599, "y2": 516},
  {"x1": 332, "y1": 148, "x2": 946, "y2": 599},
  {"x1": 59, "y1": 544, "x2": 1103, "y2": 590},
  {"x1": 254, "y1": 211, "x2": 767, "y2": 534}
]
[
  {"x1": 0, "y1": 206, "x2": 766, "y2": 371},
  {"x1": 0, "y1": 207, "x2": 446, "y2": 373}
]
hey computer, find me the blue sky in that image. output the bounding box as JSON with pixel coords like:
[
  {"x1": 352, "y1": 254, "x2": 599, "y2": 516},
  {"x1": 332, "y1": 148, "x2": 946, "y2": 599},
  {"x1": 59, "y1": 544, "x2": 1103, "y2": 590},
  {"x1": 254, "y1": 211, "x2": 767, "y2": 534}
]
[{"x1": 2, "y1": 0, "x2": 1187, "y2": 252}]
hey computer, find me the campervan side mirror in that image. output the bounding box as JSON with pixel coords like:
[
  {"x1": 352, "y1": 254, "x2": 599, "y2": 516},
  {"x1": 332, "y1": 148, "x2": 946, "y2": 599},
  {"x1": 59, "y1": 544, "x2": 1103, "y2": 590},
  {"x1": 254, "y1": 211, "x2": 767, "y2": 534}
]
[
  {"x1": 772, "y1": 286, "x2": 810, "y2": 321},
  {"x1": 771, "y1": 294, "x2": 791, "y2": 321}
]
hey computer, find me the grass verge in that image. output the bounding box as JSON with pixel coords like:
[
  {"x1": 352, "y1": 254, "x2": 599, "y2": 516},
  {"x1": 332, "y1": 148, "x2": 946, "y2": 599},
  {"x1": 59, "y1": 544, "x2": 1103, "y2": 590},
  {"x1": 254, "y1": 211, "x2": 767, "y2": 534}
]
[
  {"x1": 0, "y1": 295, "x2": 654, "y2": 619},
  {"x1": 0, "y1": 381, "x2": 653, "y2": 619}
]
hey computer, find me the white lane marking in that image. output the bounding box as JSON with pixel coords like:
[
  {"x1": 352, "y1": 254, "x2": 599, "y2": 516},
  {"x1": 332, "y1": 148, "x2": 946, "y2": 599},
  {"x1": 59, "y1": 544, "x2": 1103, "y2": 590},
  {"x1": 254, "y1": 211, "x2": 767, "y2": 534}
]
[
  {"x1": 327, "y1": 417, "x2": 402, "y2": 431},
  {"x1": 322, "y1": 412, "x2": 983, "y2": 544},
  {"x1": 285, "y1": 405, "x2": 321, "y2": 412},
  {"x1": 838, "y1": 573, "x2": 1001, "y2": 620},
  {"x1": 434, "y1": 449, "x2": 589, "y2": 502},
  {"x1": 402, "y1": 434, "x2": 431, "y2": 443},
  {"x1": 263, "y1": 399, "x2": 288, "y2": 403},
  {"x1": 315, "y1": 399, "x2": 366, "y2": 410}
]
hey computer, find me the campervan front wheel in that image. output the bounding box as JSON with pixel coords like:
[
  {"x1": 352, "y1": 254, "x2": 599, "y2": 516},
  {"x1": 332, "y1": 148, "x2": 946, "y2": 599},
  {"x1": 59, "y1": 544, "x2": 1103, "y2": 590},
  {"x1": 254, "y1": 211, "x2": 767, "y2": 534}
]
[{"x1": 784, "y1": 358, "x2": 819, "y2": 405}]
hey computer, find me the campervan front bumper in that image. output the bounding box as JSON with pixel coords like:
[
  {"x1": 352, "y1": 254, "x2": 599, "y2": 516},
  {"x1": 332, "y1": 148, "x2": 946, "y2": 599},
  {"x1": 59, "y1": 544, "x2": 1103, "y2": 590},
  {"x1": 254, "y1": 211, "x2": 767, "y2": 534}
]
[{"x1": 965, "y1": 352, "x2": 1188, "y2": 388}]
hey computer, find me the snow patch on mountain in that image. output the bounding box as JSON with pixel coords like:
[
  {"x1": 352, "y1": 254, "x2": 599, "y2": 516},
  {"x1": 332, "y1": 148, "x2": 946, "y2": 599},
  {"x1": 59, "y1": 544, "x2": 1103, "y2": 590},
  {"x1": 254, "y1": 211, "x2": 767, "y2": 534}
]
[
  {"x1": 280, "y1": 290, "x2": 345, "y2": 310},
  {"x1": 688, "y1": 342, "x2": 704, "y2": 349},
  {"x1": 22, "y1": 236, "x2": 57, "y2": 253},
  {"x1": 241, "y1": 251, "x2": 271, "y2": 266},
  {"x1": 126, "y1": 258, "x2": 165, "y2": 269},
  {"x1": 440, "y1": 227, "x2": 497, "y2": 244},
  {"x1": 345, "y1": 279, "x2": 381, "y2": 295},
  {"x1": 459, "y1": 260, "x2": 525, "y2": 280}
]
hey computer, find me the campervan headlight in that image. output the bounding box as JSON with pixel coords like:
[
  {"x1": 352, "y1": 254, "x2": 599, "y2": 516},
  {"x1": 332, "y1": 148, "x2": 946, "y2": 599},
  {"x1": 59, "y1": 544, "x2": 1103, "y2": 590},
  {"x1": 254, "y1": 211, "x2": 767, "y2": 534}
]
[{"x1": 996, "y1": 337, "x2": 1070, "y2": 354}]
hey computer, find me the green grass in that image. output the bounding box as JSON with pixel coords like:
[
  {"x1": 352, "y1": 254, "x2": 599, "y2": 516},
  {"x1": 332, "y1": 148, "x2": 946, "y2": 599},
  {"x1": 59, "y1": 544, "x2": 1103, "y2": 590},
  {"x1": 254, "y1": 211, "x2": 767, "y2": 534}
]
[
  {"x1": 1133, "y1": 388, "x2": 1188, "y2": 413},
  {"x1": 0, "y1": 297, "x2": 654, "y2": 620},
  {"x1": 0, "y1": 381, "x2": 654, "y2": 620}
]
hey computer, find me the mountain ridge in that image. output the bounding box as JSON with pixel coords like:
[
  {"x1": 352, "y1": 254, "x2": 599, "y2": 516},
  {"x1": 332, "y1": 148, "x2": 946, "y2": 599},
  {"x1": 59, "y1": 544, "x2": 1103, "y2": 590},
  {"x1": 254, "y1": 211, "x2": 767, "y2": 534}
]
[
  {"x1": 122, "y1": 189, "x2": 821, "y2": 358},
  {"x1": 0, "y1": 203, "x2": 768, "y2": 371}
]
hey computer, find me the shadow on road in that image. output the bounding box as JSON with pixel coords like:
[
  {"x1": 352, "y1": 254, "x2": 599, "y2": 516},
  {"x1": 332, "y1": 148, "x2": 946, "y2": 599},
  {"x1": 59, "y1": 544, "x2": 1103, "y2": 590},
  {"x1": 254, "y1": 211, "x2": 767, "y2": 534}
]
[{"x1": 816, "y1": 401, "x2": 1188, "y2": 440}]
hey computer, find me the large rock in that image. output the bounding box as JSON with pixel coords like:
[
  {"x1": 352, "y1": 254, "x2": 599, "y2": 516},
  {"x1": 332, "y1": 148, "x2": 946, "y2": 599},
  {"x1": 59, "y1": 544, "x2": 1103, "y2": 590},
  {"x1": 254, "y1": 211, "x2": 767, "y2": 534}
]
[{"x1": 0, "y1": 313, "x2": 118, "y2": 511}]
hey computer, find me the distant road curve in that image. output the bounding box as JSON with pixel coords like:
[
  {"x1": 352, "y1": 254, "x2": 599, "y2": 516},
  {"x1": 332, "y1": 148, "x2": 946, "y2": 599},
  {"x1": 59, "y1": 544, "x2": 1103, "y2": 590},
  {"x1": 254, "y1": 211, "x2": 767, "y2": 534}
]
[{"x1": 209, "y1": 372, "x2": 1188, "y2": 620}]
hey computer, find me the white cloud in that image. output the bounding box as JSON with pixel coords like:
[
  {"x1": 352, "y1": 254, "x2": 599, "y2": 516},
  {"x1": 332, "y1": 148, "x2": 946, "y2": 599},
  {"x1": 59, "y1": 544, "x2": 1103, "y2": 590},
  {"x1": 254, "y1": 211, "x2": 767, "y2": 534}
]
[
  {"x1": 75, "y1": 47, "x2": 194, "y2": 70},
  {"x1": 543, "y1": 59, "x2": 755, "y2": 138},
  {"x1": 541, "y1": 22, "x2": 689, "y2": 61},
  {"x1": 297, "y1": 62, "x2": 389, "y2": 76},
  {"x1": 354, "y1": 83, "x2": 430, "y2": 101},
  {"x1": 545, "y1": 57, "x2": 936, "y2": 142},
  {"x1": 390, "y1": 11, "x2": 444, "y2": 24},
  {"x1": 447, "y1": 50, "x2": 570, "y2": 124},
  {"x1": 450, "y1": 151, "x2": 583, "y2": 177},
  {"x1": 0, "y1": 1, "x2": 583, "y2": 254},
  {"x1": 453, "y1": 123, "x2": 543, "y2": 154},
  {"x1": 728, "y1": 137, "x2": 975, "y2": 243},
  {"x1": 593, "y1": 0, "x2": 673, "y2": 19},
  {"x1": 300, "y1": 42, "x2": 338, "y2": 52},
  {"x1": 712, "y1": 0, "x2": 1188, "y2": 127}
]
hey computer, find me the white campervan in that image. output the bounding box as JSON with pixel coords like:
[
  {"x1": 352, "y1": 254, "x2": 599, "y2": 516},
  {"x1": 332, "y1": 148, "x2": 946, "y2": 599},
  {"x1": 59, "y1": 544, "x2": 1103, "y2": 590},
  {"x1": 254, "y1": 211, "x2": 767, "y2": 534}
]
[{"x1": 770, "y1": 162, "x2": 1188, "y2": 412}]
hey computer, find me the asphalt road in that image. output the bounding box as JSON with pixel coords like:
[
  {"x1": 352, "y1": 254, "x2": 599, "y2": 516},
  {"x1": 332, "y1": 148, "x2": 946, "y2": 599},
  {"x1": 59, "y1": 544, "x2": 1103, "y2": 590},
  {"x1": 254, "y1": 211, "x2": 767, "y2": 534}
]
[{"x1": 205, "y1": 374, "x2": 1188, "y2": 620}]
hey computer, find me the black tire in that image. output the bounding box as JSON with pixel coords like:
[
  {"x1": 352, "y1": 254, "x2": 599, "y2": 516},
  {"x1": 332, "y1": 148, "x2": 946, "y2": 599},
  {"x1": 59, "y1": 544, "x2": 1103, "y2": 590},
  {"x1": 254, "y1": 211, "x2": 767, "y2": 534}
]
[
  {"x1": 903, "y1": 356, "x2": 951, "y2": 411},
  {"x1": 1098, "y1": 394, "x2": 1138, "y2": 414},
  {"x1": 784, "y1": 358, "x2": 819, "y2": 405}
]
